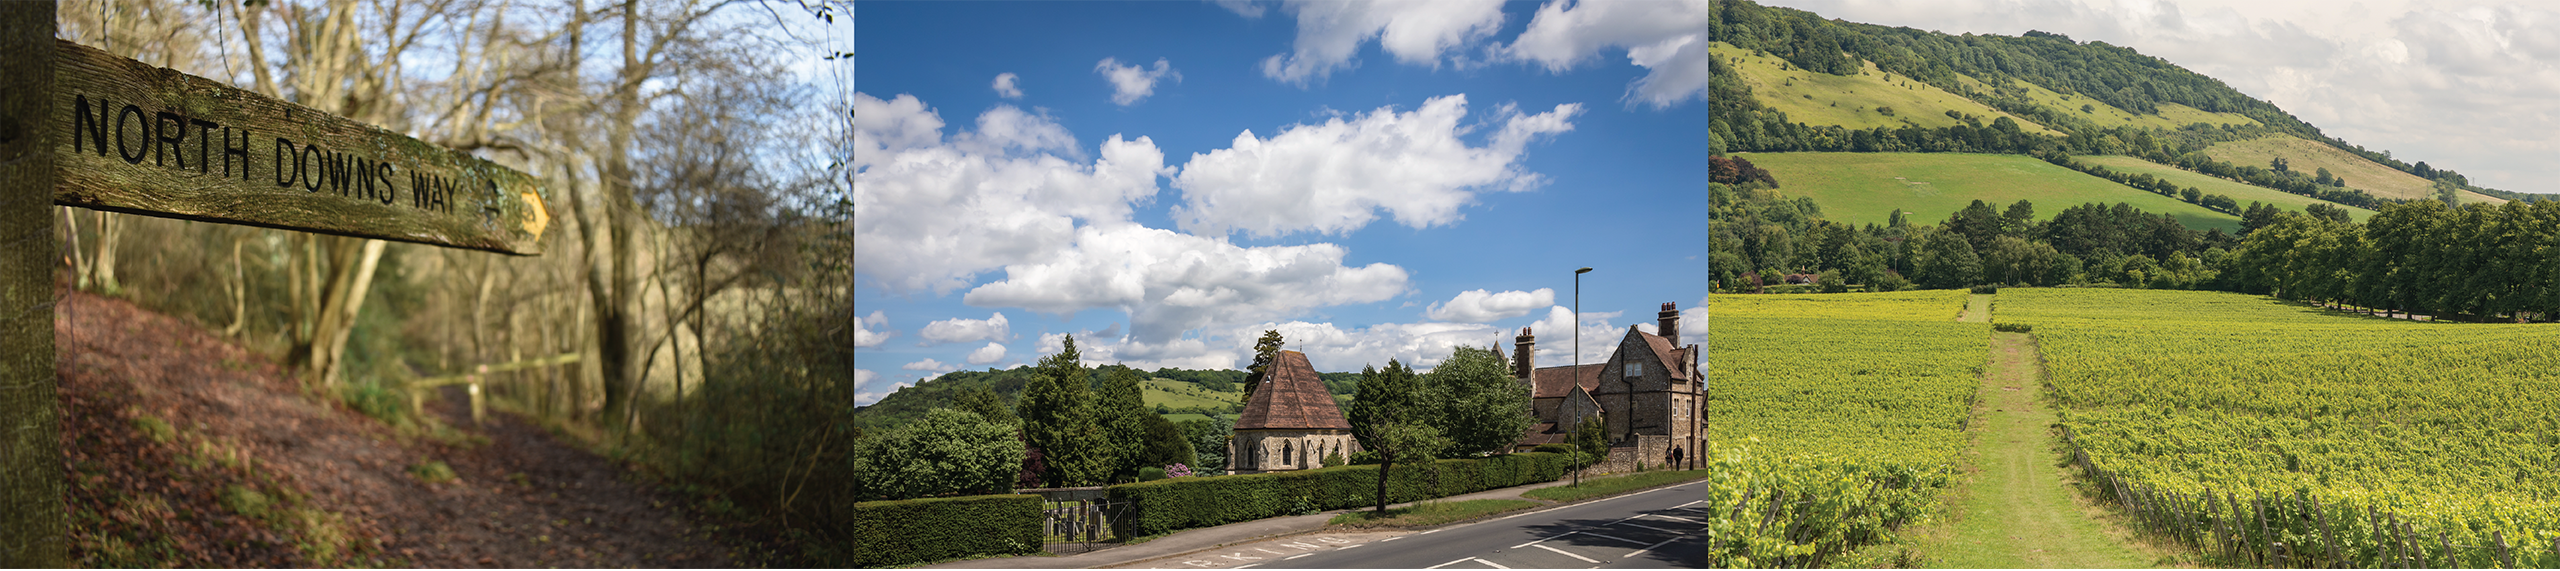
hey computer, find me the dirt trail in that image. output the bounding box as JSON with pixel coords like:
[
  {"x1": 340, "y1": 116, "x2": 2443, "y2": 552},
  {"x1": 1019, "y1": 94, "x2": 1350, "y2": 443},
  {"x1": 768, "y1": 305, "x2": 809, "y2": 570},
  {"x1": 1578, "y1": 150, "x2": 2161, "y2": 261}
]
[
  {"x1": 1912, "y1": 327, "x2": 2160, "y2": 568},
  {"x1": 55, "y1": 290, "x2": 730, "y2": 567}
]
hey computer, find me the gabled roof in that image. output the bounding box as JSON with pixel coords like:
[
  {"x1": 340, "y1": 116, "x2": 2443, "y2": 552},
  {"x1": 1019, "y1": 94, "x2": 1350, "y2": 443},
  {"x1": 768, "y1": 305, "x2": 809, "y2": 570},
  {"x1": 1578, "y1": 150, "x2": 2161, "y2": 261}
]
[
  {"x1": 1528, "y1": 363, "x2": 1604, "y2": 399},
  {"x1": 1632, "y1": 328, "x2": 1695, "y2": 381},
  {"x1": 1234, "y1": 351, "x2": 1353, "y2": 431}
]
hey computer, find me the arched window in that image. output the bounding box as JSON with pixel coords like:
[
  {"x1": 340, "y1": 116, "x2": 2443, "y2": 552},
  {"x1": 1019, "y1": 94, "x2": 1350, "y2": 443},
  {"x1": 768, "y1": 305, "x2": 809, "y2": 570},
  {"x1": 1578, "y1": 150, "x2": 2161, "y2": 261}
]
[{"x1": 1284, "y1": 440, "x2": 1294, "y2": 466}]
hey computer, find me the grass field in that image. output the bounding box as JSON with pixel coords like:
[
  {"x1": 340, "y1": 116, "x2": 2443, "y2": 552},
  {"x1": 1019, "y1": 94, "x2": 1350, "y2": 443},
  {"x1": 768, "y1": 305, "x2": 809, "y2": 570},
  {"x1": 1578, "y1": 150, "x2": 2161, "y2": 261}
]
[
  {"x1": 1157, "y1": 413, "x2": 1238, "y2": 425},
  {"x1": 2076, "y1": 155, "x2": 2374, "y2": 221},
  {"x1": 1143, "y1": 379, "x2": 1239, "y2": 411},
  {"x1": 1963, "y1": 74, "x2": 2257, "y2": 131},
  {"x1": 1733, "y1": 152, "x2": 2244, "y2": 231},
  {"x1": 1713, "y1": 42, "x2": 2061, "y2": 135},
  {"x1": 1521, "y1": 470, "x2": 1707, "y2": 503},
  {"x1": 2001, "y1": 288, "x2": 2560, "y2": 566},
  {"x1": 2201, "y1": 135, "x2": 2503, "y2": 204}
]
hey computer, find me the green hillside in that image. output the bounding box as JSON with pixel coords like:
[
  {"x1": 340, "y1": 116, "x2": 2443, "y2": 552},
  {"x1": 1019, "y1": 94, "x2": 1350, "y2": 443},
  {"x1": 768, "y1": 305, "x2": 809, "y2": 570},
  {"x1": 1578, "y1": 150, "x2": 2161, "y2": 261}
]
[
  {"x1": 2075, "y1": 156, "x2": 2373, "y2": 221},
  {"x1": 1712, "y1": 42, "x2": 2060, "y2": 136},
  {"x1": 2202, "y1": 136, "x2": 2503, "y2": 204},
  {"x1": 1735, "y1": 152, "x2": 2242, "y2": 231},
  {"x1": 857, "y1": 365, "x2": 1357, "y2": 431},
  {"x1": 1143, "y1": 378, "x2": 1239, "y2": 410},
  {"x1": 1959, "y1": 74, "x2": 2257, "y2": 131}
]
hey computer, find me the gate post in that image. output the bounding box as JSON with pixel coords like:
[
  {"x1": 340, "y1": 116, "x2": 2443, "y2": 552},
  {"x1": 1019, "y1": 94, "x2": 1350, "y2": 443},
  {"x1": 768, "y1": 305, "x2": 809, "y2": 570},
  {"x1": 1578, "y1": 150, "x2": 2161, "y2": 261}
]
[{"x1": 0, "y1": 1, "x2": 63, "y2": 566}]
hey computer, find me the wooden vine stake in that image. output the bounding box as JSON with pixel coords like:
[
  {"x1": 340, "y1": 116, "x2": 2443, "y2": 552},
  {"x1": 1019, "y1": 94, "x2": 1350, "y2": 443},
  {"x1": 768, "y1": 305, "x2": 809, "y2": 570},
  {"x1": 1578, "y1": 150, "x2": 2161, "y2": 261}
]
[{"x1": 0, "y1": 4, "x2": 550, "y2": 564}]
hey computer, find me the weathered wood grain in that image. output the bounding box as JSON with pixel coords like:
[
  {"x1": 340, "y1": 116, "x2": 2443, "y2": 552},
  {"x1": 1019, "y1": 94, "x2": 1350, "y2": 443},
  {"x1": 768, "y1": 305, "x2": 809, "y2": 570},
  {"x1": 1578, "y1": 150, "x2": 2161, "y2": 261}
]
[
  {"x1": 48, "y1": 39, "x2": 549, "y2": 255},
  {"x1": 1, "y1": 5, "x2": 64, "y2": 567}
]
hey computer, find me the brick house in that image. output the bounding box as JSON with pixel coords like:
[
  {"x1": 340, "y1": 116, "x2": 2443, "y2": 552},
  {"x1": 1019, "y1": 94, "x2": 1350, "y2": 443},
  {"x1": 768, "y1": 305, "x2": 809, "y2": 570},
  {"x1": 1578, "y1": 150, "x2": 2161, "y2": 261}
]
[
  {"x1": 1508, "y1": 302, "x2": 1704, "y2": 471},
  {"x1": 1228, "y1": 350, "x2": 1360, "y2": 474}
]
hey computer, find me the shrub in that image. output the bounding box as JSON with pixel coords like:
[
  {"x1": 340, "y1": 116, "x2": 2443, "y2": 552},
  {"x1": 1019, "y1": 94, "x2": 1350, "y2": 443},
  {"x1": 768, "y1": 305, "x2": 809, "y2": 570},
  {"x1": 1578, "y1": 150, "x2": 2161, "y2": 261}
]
[
  {"x1": 1108, "y1": 452, "x2": 1571, "y2": 537},
  {"x1": 1993, "y1": 323, "x2": 2034, "y2": 333},
  {"x1": 824, "y1": 494, "x2": 1041, "y2": 567},
  {"x1": 1139, "y1": 467, "x2": 1168, "y2": 482}
]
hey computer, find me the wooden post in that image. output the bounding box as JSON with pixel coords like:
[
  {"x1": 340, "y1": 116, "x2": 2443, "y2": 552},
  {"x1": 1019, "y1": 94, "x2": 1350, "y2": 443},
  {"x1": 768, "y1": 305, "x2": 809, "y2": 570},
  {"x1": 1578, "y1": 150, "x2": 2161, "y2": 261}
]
[
  {"x1": 2312, "y1": 495, "x2": 2340, "y2": 568},
  {"x1": 0, "y1": 2, "x2": 64, "y2": 567},
  {"x1": 468, "y1": 379, "x2": 485, "y2": 425}
]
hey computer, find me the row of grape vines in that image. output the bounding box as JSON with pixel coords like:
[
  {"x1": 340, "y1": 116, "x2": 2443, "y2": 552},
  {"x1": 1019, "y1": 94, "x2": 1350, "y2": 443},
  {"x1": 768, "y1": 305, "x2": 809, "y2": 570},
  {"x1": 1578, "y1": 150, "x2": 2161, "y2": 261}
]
[
  {"x1": 1707, "y1": 290, "x2": 1988, "y2": 567},
  {"x1": 2005, "y1": 288, "x2": 2560, "y2": 568}
]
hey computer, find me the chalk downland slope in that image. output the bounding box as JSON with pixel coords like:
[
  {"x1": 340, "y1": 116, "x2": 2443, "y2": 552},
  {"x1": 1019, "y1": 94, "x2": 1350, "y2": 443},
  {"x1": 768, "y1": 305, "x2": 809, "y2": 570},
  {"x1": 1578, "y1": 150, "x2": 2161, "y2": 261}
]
[
  {"x1": 1713, "y1": 42, "x2": 2062, "y2": 136},
  {"x1": 1735, "y1": 152, "x2": 2243, "y2": 231},
  {"x1": 2076, "y1": 155, "x2": 2375, "y2": 221},
  {"x1": 2203, "y1": 135, "x2": 2504, "y2": 204}
]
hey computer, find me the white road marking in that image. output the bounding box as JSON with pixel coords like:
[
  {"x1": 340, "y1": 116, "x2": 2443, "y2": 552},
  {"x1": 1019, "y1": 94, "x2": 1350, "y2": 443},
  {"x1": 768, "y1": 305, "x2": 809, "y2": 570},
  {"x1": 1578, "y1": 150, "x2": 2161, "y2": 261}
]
[
  {"x1": 1427, "y1": 557, "x2": 1474, "y2": 569},
  {"x1": 1622, "y1": 532, "x2": 1694, "y2": 560},
  {"x1": 1474, "y1": 558, "x2": 1511, "y2": 569},
  {"x1": 1280, "y1": 541, "x2": 1323, "y2": 550},
  {"x1": 1618, "y1": 522, "x2": 1682, "y2": 534},
  {"x1": 1337, "y1": 544, "x2": 1362, "y2": 550},
  {"x1": 1235, "y1": 565, "x2": 1259, "y2": 569},
  {"x1": 1256, "y1": 548, "x2": 1282, "y2": 555},
  {"x1": 1514, "y1": 531, "x2": 1575, "y2": 549},
  {"x1": 1581, "y1": 531, "x2": 1647, "y2": 546},
  {"x1": 1382, "y1": 536, "x2": 1402, "y2": 542},
  {"x1": 1419, "y1": 528, "x2": 1442, "y2": 534},
  {"x1": 1285, "y1": 554, "x2": 1311, "y2": 560},
  {"x1": 1645, "y1": 513, "x2": 1702, "y2": 524},
  {"x1": 1671, "y1": 500, "x2": 1703, "y2": 509},
  {"x1": 1536, "y1": 544, "x2": 1600, "y2": 564},
  {"x1": 1219, "y1": 553, "x2": 1264, "y2": 561}
]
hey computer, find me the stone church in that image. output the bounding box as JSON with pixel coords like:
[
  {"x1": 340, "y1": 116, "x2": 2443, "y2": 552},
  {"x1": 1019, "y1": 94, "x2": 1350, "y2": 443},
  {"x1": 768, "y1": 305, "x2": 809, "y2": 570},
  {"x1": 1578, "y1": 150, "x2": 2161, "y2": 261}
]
[
  {"x1": 1509, "y1": 302, "x2": 1704, "y2": 471},
  {"x1": 1228, "y1": 350, "x2": 1360, "y2": 474}
]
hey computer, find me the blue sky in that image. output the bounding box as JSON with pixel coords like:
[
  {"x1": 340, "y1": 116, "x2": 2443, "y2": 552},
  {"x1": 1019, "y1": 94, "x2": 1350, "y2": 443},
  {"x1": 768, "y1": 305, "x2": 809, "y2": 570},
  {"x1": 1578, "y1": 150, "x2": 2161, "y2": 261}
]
[{"x1": 853, "y1": 0, "x2": 1708, "y2": 405}]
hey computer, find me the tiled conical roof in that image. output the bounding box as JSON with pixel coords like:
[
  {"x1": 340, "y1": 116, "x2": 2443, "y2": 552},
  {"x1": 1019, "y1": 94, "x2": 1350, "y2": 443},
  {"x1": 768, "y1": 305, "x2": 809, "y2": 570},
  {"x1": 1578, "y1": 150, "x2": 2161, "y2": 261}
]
[{"x1": 1234, "y1": 350, "x2": 1353, "y2": 431}]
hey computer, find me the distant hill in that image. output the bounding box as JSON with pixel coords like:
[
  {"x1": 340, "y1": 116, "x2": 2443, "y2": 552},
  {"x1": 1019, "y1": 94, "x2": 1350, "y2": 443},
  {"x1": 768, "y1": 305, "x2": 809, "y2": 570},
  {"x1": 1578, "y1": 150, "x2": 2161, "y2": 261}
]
[
  {"x1": 1735, "y1": 152, "x2": 2244, "y2": 231},
  {"x1": 855, "y1": 365, "x2": 1361, "y2": 431},
  {"x1": 1708, "y1": 0, "x2": 2547, "y2": 213}
]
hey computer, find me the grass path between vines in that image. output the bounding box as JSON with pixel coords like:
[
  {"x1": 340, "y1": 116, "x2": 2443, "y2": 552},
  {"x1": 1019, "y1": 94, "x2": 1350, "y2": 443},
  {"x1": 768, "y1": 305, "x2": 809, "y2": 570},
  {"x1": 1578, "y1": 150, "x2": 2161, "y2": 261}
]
[{"x1": 1906, "y1": 318, "x2": 2181, "y2": 567}]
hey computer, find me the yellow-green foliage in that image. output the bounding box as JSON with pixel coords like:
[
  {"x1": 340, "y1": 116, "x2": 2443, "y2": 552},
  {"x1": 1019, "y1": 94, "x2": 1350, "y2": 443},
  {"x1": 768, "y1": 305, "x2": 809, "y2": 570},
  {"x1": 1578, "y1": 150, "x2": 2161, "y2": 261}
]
[
  {"x1": 409, "y1": 460, "x2": 459, "y2": 484},
  {"x1": 1712, "y1": 42, "x2": 2060, "y2": 136},
  {"x1": 1963, "y1": 75, "x2": 2258, "y2": 130},
  {"x1": 128, "y1": 410, "x2": 175, "y2": 444},
  {"x1": 2076, "y1": 155, "x2": 2373, "y2": 221},
  {"x1": 1707, "y1": 290, "x2": 1988, "y2": 567},
  {"x1": 2004, "y1": 288, "x2": 2560, "y2": 565},
  {"x1": 2202, "y1": 135, "x2": 2502, "y2": 204},
  {"x1": 1736, "y1": 152, "x2": 2243, "y2": 231}
]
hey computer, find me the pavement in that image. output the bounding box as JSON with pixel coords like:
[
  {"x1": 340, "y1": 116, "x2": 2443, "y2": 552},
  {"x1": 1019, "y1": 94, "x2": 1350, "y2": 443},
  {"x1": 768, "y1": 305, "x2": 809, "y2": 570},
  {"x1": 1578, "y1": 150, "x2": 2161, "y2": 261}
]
[
  {"x1": 922, "y1": 470, "x2": 1698, "y2": 569},
  {"x1": 1204, "y1": 479, "x2": 1706, "y2": 569}
]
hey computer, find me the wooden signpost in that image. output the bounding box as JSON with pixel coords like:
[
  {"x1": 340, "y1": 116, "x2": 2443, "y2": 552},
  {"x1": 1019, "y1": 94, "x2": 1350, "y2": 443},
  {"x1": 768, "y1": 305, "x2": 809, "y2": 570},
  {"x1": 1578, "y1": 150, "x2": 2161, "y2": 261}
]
[{"x1": 3, "y1": 2, "x2": 551, "y2": 565}]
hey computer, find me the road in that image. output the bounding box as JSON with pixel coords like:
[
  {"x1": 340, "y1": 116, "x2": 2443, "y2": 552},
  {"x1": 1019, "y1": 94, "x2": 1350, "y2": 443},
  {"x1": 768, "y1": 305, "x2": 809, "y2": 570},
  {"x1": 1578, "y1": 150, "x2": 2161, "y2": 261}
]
[{"x1": 1239, "y1": 480, "x2": 1706, "y2": 569}]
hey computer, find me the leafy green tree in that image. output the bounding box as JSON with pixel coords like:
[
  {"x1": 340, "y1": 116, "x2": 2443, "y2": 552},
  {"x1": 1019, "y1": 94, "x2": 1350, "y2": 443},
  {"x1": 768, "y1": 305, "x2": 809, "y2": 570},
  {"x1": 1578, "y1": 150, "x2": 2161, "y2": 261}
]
[
  {"x1": 1572, "y1": 416, "x2": 1608, "y2": 467},
  {"x1": 1347, "y1": 361, "x2": 1426, "y2": 448},
  {"x1": 1019, "y1": 336, "x2": 1107, "y2": 487},
  {"x1": 854, "y1": 408, "x2": 1026, "y2": 500},
  {"x1": 1425, "y1": 346, "x2": 1534, "y2": 457},
  {"x1": 1914, "y1": 228, "x2": 1983, "y2": 289},
  {"x1": 1138, "y1": 413, "x2": 1196, "y2": 470},
  {"x1": 1096, "y1": 365, "x2": 1150, "y2": 481},
  {"x1": 1348, "y1": 359, "x2": 1445, "y2": 514},
  {"x1": 1177, "y1": 416, "x2": 1233, "y2": 473},
  {"x1": 952, "y1": 384, "x2": 1016, "y2": 426},
  {"x1": 1242, "y1": 330, "x2": 1284, "y2": 401}
]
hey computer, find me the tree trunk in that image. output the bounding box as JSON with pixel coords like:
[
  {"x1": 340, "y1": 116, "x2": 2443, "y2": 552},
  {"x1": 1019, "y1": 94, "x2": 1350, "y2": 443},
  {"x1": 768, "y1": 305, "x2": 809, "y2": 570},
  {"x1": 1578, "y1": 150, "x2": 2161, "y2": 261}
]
[{"x1": 319, "y1": 239, "x2": 387, "y2": 387}]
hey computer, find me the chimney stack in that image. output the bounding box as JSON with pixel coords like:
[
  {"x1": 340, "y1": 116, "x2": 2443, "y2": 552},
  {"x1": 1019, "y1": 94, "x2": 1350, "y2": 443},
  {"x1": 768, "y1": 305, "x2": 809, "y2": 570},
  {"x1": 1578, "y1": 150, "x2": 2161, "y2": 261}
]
[
  {"x1": 1513, "y1": 327, "x2": 1536, "y2": 380},
  {"x1": 1659, "y1": 302, "x2": 1681, "y2": 347}
]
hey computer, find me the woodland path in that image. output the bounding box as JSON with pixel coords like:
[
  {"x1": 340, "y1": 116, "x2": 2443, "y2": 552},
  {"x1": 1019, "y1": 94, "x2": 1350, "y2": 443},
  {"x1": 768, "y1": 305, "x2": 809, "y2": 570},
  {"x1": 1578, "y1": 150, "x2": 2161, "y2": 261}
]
[
  {"x1": 54, "y1": 290, "x2": 730, "y2": 568},
  {"x1": 1909, "y1": 299, "x2": 2161, "y2": 568}
]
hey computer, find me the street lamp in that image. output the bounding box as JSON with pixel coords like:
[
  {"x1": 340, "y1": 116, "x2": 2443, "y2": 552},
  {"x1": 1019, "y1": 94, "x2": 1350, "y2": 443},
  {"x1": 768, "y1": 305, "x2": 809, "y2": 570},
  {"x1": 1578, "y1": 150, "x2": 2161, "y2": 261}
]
[{"x1": 1573, "y1": 267, "x2": 1592, "y2": 487}]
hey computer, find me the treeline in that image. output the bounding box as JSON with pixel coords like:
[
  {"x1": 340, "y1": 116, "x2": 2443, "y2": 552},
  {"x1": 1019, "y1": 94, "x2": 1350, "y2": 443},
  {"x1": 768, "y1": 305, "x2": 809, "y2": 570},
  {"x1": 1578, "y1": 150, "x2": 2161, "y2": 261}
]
[
  {"x1": 1710, "y1": 178, "x2": 2243, "y2": 291},
  {"x1": 1712, "y1": 175, "x2": 2560, "y2": 322},
  {"x1": 2234, "y1": 200, "x2": 2560, "y2": 321}
]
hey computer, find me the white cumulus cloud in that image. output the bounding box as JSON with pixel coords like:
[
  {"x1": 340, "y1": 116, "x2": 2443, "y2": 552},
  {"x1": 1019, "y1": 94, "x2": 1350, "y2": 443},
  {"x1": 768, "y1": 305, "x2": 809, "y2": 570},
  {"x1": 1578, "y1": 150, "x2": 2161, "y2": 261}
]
[
  {"x1": 921, "y1": 312, "x2": 1012, "y2": 345},
  {"x1": 1502, "y1": 0, "x2": 1712, "y2": 108},
  {"x1": 854, "y1": 369, "x2": 910, "y2": 406},
  {"x1": 1095, "y1": 57, "x2": 1180, "y2": 106},
  {"x1": 965, "y1": 224, "x2": 1409, "y2": 344},
  {"x1": 1171, "y1": 95, "x2": 1581, "y2": 238},
  {"x1": 854, "y1": 92, "x2": 1171, "y2": 294},
  {"x1": 1251, "y1": 320, "x2": 1507, "y2": 373},
  {"x1": 966, "y1": 342, "x2": 1009, "y2": 365},
  {"x1": 992, "y1": 72, "x2": 1023, "y2": 99},
  {"x1": 1521, "y1": 306, "x2": 1637, "y2": 366},
  {"x1": 854, "y1": 310, "x2": 894, "y2": 348},
  {"x1": 1258, "y1": 0, "x2": 1509, "y2": 85},
  {"x1": 1425, "y1": 288, "x2": 1556, "y2": 323},
  {"x1": 903, "y1": 358, "x2": 960, "y2": 372}
]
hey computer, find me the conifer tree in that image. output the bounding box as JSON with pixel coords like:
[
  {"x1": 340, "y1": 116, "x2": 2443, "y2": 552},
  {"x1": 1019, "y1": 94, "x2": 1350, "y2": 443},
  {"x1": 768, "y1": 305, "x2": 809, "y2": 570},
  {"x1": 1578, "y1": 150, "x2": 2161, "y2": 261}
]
[{"x1": 1019, "y1": 336, "x2": 1106, "y2": 487}]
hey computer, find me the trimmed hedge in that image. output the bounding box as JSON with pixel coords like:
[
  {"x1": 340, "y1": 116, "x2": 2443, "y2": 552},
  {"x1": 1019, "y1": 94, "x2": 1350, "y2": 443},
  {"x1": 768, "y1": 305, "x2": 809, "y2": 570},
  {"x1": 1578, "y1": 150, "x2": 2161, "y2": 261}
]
[
  {"x1": 1108, "y1": 452, "x2": 1571, "y2": 537},
  {"x1": 834, "y1": 493, "x2": 1042, "y2": 567}
]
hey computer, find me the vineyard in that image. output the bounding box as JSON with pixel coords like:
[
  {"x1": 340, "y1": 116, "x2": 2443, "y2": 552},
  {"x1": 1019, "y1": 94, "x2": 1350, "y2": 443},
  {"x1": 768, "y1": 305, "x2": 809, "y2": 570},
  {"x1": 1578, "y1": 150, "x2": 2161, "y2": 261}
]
[
  {"x1": 2005, "y1": 288, "x2": 2560, "y2": 567},
  {"x1": 1707, "y1": 290, "x2": 1989, "y2": 566}
]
